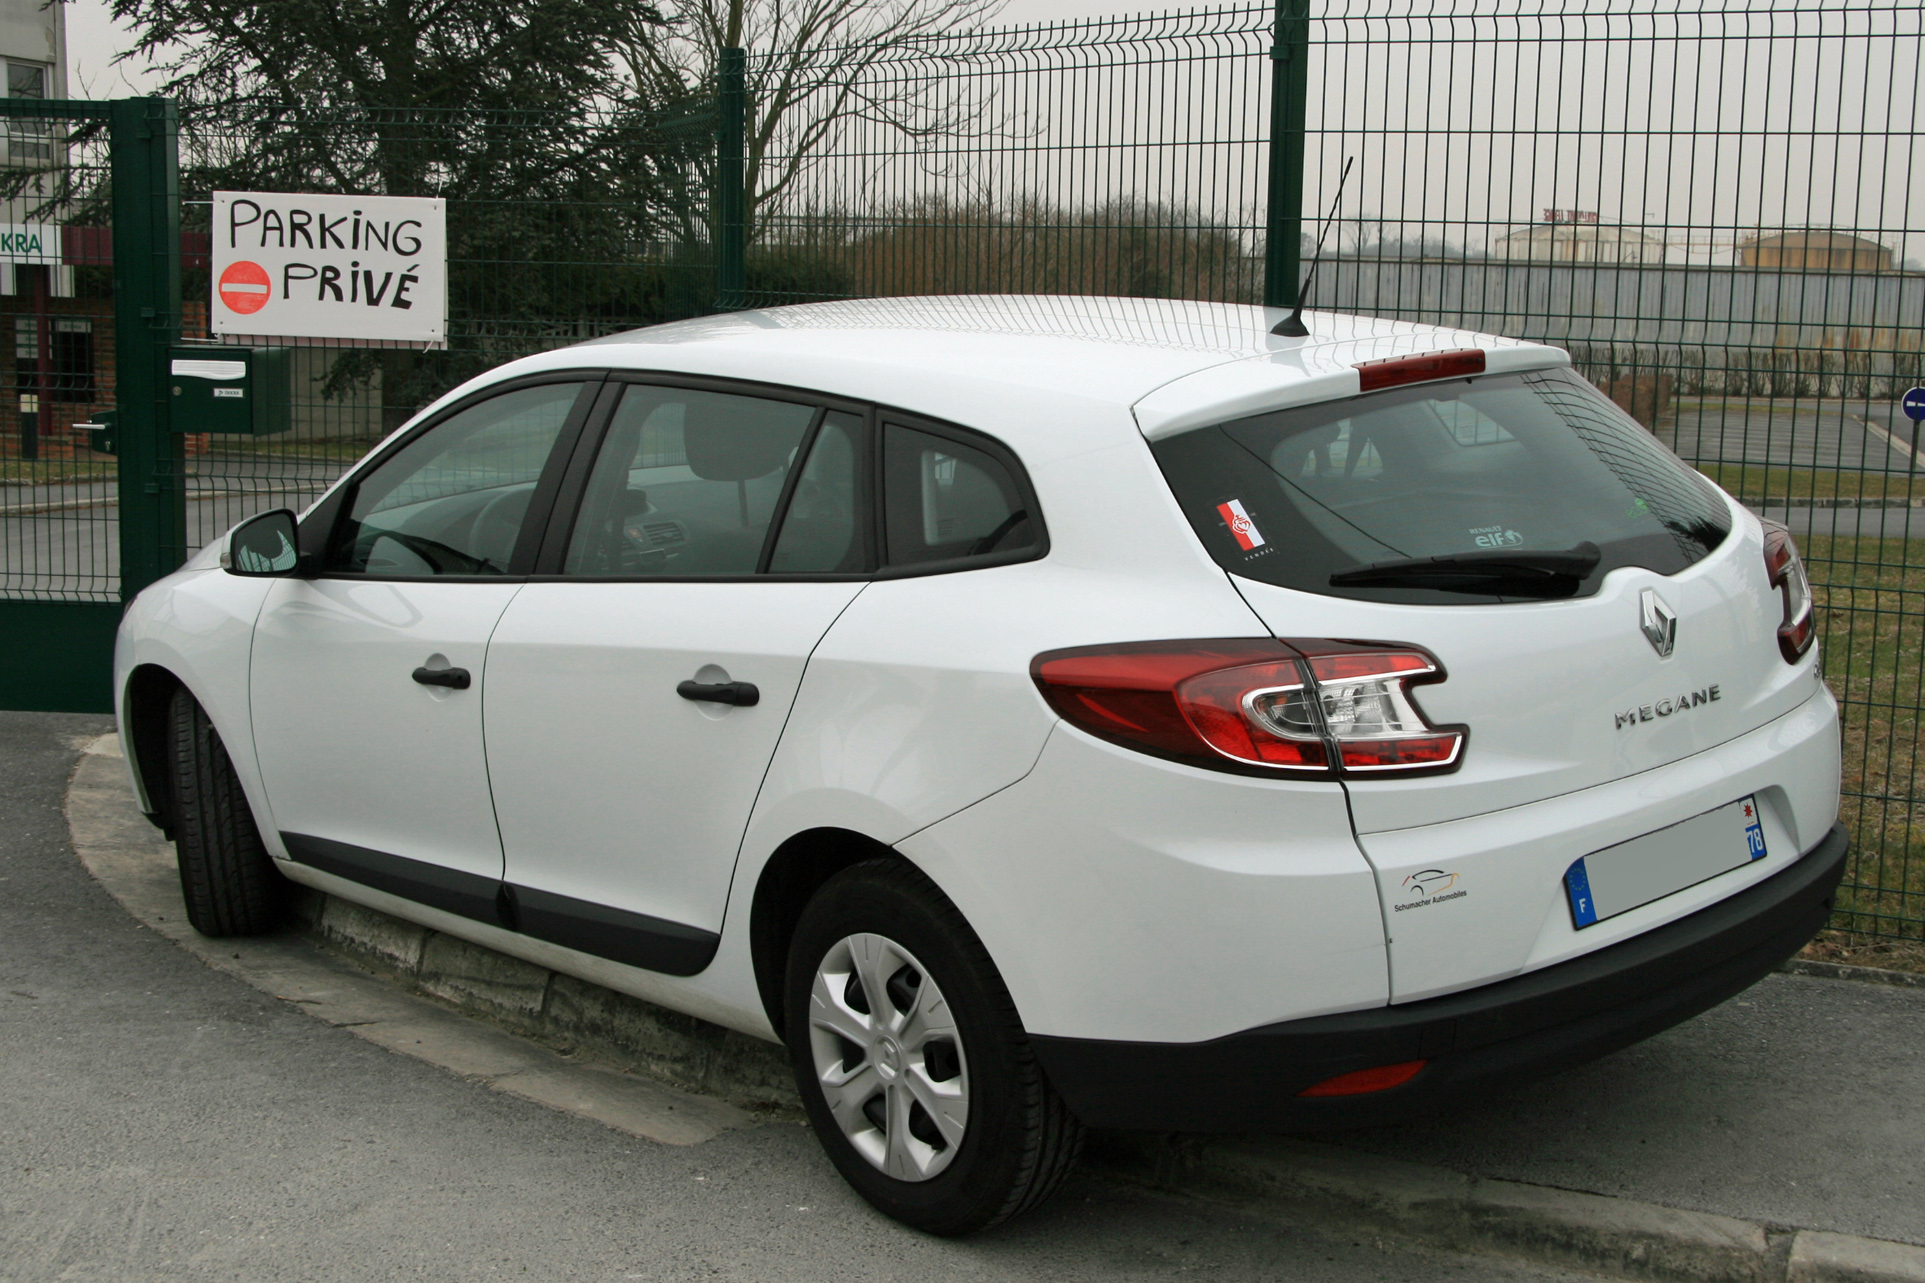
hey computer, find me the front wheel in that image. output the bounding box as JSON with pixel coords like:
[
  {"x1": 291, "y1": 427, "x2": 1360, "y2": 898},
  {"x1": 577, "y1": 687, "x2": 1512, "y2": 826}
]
[
  {"x1": 785, "y1": 860, "x2": 1082, "y2": 1235},
  {"x1": 168, "y1": 687, "x2": 285, "y2": 936}
]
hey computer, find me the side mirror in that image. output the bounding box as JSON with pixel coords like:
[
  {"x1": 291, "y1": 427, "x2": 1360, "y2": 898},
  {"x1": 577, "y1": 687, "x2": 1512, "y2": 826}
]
[{"x1": 225, "y1": 509, "x2": 303, "y2": 577}]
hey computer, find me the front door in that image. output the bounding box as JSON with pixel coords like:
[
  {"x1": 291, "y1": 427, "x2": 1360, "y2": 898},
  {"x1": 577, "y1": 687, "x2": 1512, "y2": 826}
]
[
  {"x1": 484, "y1": 384, "x2": 868, "y2": 973},
  {"x1": 250, "y1": 378, "x2": 595, "y2": 922}
]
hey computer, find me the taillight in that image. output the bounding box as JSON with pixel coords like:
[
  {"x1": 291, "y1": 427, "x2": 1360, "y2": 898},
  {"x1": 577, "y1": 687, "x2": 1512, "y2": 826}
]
[
  {"x1": 1031, "y1": 639, "x2": 1464, "y2": 777},
  {"x1": 1761, "y1": 521, "x2": 1815, "y2": 663},
  {"x1": 1353, "y1": 348, "x2": 1485, "y2": 392}
]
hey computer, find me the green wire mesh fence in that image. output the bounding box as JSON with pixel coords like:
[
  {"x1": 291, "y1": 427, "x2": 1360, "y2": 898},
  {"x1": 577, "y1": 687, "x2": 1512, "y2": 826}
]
[{"x1": 0, "y1": 115, "x2": 117, "y2": 603}]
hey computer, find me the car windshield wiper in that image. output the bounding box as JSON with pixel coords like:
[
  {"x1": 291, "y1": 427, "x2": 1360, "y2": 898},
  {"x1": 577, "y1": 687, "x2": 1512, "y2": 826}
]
[{"x1": 1329, "y1": 541, "x2": 1601, "y2": 595}]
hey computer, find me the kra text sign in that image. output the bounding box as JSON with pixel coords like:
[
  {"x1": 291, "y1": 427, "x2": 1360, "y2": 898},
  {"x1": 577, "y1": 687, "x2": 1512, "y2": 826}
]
[{"x1": 212, "y1": 192, "x2": 446, "y2": 346}]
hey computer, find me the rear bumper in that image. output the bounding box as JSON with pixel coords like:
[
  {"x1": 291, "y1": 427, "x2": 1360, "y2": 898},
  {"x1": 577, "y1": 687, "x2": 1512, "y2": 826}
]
[{"x1": 1031, "y1": 822, "x2": 1848, "y2": 1132}]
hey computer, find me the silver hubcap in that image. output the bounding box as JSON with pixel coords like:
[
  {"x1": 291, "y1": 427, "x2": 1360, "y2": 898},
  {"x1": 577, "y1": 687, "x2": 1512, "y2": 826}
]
[{"x1": 807, "y1": 932, "x2": 969, "y2": 1182}]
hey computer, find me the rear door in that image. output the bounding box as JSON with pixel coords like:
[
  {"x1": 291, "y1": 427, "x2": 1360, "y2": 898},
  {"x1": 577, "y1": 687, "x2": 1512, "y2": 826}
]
[
  {"x1": 1149, "y1": 365, "x2": 1821, "y2": 995},
  {"x1": 481, "y1": 381, "x2": 867, "y2": 974}
]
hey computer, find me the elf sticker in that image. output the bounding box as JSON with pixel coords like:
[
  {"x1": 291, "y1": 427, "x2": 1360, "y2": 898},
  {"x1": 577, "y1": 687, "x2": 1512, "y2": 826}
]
[{"x1": 1217, "y1": 499, "x2": 1266, "y2": 551}]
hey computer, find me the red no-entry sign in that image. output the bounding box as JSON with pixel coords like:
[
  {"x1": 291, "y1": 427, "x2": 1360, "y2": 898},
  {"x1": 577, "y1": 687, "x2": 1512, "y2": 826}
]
[{"x1": 217, "y1": 260, "x2": 270, "y2": 315}]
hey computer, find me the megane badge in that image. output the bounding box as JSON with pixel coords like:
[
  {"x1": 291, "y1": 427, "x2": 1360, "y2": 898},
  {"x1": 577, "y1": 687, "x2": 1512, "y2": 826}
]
[{"x1": 1640, "y1": 588, "x2": 1677, "y2": 658}]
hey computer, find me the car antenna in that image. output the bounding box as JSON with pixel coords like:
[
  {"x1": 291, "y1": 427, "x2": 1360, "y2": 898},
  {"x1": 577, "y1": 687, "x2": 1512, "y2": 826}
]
[{"x1": 1271, "y1": 155, "x2": 1356, "y2": 338}]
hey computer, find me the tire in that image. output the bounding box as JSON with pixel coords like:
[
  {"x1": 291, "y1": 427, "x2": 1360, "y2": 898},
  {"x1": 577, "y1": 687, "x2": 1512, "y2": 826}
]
[
  {"x1": 168, "y1": 687, "x2": 284, "y2": 936},
  {"x1": 785, "y1": 859, "x2": 1083, "y2": 1235}
]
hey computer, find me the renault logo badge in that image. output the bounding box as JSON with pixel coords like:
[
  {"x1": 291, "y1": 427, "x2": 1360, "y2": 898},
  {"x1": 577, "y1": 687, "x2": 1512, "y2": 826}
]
[{"x1": 1640, "y1": 588, "x2": 1677, "y2": 658}]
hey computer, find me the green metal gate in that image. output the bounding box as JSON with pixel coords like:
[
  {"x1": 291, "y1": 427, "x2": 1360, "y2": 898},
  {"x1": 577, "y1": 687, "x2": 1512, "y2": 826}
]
[{"x1": 0, "y1": 96, "x2": 180, "y2": 714}]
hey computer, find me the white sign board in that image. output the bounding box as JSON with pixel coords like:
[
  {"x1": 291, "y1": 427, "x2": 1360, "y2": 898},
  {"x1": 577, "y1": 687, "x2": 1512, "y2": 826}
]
[
  {"x1": 212, "y1": 191, "x2": 446, "y2": 346},
  {"x1": 0, "y1": 223, "x2": 57, "y2": 263}
]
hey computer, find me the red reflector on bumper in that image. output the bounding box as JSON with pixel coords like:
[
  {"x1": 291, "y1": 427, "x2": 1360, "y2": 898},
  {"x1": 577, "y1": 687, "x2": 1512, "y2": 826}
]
[{"x1": 1297, "y1": 1059, "x2": 1428, "y2": 1097}]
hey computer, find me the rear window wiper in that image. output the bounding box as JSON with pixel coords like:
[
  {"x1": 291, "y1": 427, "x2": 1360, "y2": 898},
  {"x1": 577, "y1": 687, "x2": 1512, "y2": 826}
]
[{"x1": 1329, "y1": 541, "x2": 1601, "y2": 595}]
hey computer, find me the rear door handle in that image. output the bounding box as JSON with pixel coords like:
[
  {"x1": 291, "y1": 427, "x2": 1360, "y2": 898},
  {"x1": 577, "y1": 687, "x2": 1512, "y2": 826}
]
[
  {"x1": 676, "y1": 679, "x2": 759, "y2": 707},
  {"x1": 413, "y1": 666, "x2": 472, "y2": 690}
]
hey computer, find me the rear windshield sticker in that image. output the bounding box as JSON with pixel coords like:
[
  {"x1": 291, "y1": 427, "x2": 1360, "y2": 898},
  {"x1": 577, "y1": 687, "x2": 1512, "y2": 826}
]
[
  {"x1": 1217, "y1": 499, "x2": 1266, "y2": 551},
  {"x1": 1468, "y1": 524, "x2": 1524, "y2": 549}
]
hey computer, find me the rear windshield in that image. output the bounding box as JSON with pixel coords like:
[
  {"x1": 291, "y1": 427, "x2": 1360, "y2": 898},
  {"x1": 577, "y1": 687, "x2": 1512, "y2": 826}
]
[{"x1": 1152, "y1": 368, "x2": 1731, "y2": 604}]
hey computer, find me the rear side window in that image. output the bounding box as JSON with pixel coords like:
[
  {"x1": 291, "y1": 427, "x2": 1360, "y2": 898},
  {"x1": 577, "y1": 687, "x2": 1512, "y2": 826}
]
[
  {"x1": 882, "y1": 423, "x2": 1040, "y2": 569},
  {"x1": 1152, "y1": 369, "x2": 1731, "y2": 604}
]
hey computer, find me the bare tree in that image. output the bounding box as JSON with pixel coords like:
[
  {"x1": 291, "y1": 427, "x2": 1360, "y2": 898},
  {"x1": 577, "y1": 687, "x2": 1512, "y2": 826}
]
[{"x1": 624, "y1": 0, "x2": 1004, "y2": 242}]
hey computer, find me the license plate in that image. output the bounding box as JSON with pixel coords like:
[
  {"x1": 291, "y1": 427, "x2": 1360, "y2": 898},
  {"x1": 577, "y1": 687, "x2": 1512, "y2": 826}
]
[{"x1": 1564, "y1": 796, "x2": 1767, "y2": 929}]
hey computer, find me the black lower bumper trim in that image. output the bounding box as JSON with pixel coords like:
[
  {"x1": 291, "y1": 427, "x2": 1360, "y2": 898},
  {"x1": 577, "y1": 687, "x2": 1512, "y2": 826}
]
[{"x1": 1032, "y1": 823, "x2": 1849, "y2": 1132}]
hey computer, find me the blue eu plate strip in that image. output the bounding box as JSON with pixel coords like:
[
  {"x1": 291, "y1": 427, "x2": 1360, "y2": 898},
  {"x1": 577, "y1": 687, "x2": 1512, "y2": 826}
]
[
  {"x1": 1564, "y1": 858, "x2": 1598, "y2": 928},
  {"x1": 1743, "y1": 799, "x2": 1767, "y2": 861}
]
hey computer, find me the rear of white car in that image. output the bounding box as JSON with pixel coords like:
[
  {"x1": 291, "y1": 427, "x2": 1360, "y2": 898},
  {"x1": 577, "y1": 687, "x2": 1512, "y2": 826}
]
[{"x1": 906, "y1": 333, "x2": 1844, "y2": 1132}]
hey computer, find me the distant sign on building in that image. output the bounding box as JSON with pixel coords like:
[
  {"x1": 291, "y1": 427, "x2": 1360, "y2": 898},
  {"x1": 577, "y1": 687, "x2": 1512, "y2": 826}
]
[
  {"x1": 1541, "y1": 209, "x2": 1600, "y2": 225},
  {"x1": 211, "y1": 192, "x2": 447, "y2": 348}
]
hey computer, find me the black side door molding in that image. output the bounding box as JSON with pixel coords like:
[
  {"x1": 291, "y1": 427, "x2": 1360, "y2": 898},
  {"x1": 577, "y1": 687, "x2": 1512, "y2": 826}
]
[
  {"x1": 283, "y1": 832, "x2": 500, "y2": 924},
  {"x1": 505, "y1": 884, "x2": 720, "y2": 977},
  {"x1": 280, "y1": 832, "x2": 721, "y2": 977}
]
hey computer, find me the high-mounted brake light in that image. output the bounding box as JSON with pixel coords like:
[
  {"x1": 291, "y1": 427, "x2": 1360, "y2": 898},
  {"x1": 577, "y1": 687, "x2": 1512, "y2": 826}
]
[
  {"x1": 1761, "y1": 520, "x2": 1815, "y2": 663},
  {"x1": 1031, "y1": 639, "x2": 1464, "y2": 776},
  {"x1": 1353, "y1": 348, "x2": 1486, "y2": 392}
]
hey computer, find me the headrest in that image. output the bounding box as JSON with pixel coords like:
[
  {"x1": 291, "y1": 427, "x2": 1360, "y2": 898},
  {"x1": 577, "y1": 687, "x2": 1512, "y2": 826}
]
[{"x1": 682, "y1": 394, "x2": 808, "y2": 481}]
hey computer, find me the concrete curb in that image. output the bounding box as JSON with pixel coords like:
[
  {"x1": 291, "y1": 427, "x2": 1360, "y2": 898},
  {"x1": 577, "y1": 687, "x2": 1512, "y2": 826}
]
[
  {"x1": 1087, "y1": 1135, "x2": 1925, "y2": 1283},
  {"x1": 292, "y1": 891, "x2": 800, "y2": 1114},
  {"x1": 67, "y1": 733, "x2": 1925, "y2": 1281},
  {"x1": 65, "y1": 735, "x2": 766, "y2": 1147}
]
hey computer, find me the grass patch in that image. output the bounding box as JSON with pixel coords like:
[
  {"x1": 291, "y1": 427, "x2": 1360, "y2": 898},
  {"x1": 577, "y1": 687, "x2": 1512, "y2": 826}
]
[
  {"x1": 1797, "y1": 930, "x2": 1925, "y2": 975},
  {"x1": 1805, "y1": 533, "x2": 1925, "y2": 941},
  {"x1": 203, "y1": 438, "x2": 377, "y2": 462},
  {"x1": 1697, "y1": 462, "x2": 1924, "y2": 506},
  {"x1": 0, "y1": 459, "x2": 116, "y2": 485}
]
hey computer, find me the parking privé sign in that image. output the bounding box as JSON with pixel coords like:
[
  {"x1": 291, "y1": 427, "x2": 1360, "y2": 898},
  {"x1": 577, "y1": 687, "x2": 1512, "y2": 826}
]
[{"x1": 211, "y1": 192, "x2": 446, "y2": 347}]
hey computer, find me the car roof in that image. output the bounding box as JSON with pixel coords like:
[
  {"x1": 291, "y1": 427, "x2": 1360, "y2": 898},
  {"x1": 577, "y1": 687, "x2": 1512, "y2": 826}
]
[{"x1": 477, "y1": 295, "x2": 1570, "y2": 454}]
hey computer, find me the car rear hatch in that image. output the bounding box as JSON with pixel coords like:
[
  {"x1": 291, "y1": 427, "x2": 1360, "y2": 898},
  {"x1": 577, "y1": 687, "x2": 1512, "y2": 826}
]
[{"x1": 1140, "y1": 347, "x2": 1824, "y2": 998}]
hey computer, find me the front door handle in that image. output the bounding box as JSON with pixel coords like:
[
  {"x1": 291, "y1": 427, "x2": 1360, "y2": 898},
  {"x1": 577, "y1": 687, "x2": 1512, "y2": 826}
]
[
  {"x1": 676, "y1": 679, "x2": 759, "y2": 707},
  {"x1": 413, "y1": 666, "x2": 472, "y2": 690}
]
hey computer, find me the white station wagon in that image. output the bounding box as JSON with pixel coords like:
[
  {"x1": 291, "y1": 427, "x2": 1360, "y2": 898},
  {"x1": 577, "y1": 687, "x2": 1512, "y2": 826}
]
[{"x1": 116, "y1": 297, "x2": 1845, "y2": 1234}]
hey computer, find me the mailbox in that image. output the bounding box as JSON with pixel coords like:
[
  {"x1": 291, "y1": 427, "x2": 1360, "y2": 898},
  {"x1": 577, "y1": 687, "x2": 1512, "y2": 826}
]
[{"x1": 169, "y1": 346, "x2": 291, "y2": 436}]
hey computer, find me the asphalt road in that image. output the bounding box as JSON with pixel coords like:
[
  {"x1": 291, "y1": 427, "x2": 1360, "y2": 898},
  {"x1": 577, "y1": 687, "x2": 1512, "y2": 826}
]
[
  {"x1": 0, "y1": 711, "x2": 1594, "y2": 1283},
  {"x1": 0, "y1": 455, "x2": 344, "y2": 599}
]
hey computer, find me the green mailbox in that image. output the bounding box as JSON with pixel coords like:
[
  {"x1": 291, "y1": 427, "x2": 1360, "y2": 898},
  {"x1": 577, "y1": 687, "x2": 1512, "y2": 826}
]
[{"x1": 169, "y1": 346, "x2": 292, "y2": 436}]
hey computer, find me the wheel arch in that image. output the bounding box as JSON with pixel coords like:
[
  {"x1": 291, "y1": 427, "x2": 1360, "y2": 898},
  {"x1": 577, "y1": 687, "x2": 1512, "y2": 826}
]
[
  {"x1": 748, "y1": 826, "x2": 909, "y2": 1038},
  {"x1": 123, "y1": 662, "x2": 186, "y2": 837}
]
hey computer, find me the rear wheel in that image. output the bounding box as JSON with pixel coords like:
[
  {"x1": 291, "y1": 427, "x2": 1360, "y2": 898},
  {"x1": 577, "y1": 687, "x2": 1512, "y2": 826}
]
[
  {"x1": 785, "y1": 860, "x2": 1082, "y2": 1235},
  {"x1": 168, "y1": 687, "x2": 284, "y2": 936}
]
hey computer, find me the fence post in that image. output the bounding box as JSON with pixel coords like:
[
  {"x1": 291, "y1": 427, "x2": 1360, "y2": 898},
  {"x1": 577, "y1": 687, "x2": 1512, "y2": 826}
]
[
  {"x1": 714, "y1": 47, "x2": 748, "y2": 311},
  {"x1": 109, "y1": 96, "x2": 184, "y2": 600},
  {"x1": 1263, "y1": 0, "x2": 1310, "y2": 309}
]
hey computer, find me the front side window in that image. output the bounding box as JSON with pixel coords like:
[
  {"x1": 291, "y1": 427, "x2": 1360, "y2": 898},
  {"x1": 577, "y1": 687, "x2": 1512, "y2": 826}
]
[
  {"x1": 326, "y1": 381, "x2": 585, "y2": 576},
  {"x1": 1153, "y1": 369, "x2": 1730, "y2": 604},
  {"x1": 564, "y1": 385, "x2": 817, "y2": 577},
  {"x1": 882, "y1": 424, "x2": 1039, "y2": 569}
]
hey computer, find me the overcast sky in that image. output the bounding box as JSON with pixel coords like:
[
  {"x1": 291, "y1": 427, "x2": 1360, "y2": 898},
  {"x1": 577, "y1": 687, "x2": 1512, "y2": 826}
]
[
  {"x1": 64, "y1": 0, "x2": 1119, "y2": 96},
  {"x1": 63, "y1": 0, "x2": 1922, "y2": 263}
]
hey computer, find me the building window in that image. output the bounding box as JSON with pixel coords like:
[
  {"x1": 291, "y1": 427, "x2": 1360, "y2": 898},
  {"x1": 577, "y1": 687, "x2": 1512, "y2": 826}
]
[
  {"x1": 7, "y1": 62, "x2": 50, "y2": 164},
  {"x1": 15, "y1": 317, "x2": 95, "y2": 403}
]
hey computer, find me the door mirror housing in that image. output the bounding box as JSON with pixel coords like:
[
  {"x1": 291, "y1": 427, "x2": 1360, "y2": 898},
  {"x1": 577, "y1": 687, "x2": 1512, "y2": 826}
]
[{"x1": 225, "y1": 508, "x2": 304, "y2": 577}]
